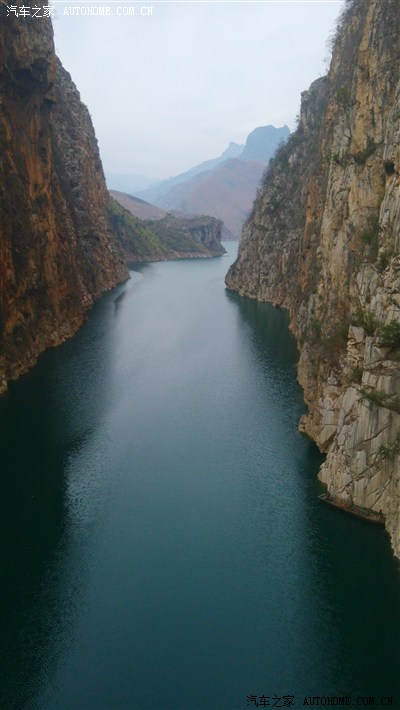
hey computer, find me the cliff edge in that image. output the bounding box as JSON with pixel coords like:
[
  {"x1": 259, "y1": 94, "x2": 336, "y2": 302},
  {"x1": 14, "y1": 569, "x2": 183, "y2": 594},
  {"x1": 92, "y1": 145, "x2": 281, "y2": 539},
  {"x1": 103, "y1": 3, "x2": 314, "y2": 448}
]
[
  {"x1": 226, "y1": 0, "x2": 400, "y2": 557},
  {"x1": 109, "y1": 193, "x2": 225, "y2": 262},
  {"x1": 0, "y1": 8, "x2": 128, "y2": 394}
]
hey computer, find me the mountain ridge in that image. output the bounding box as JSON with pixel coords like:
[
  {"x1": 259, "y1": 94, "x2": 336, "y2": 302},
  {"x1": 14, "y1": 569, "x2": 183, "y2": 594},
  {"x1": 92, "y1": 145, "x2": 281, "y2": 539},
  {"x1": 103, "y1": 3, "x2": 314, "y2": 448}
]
[
  {"x1": 135, "y1": 140, "x2": 245, "y2": 205},
  {"x1": 138, "y1": 125, "x2": 289, "y2": 239}
]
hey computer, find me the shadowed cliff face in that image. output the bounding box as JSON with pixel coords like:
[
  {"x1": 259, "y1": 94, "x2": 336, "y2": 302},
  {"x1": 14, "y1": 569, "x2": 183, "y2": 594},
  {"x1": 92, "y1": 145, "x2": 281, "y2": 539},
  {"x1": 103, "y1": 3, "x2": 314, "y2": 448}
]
[
  {"x1": 226, "y1": 0, "x2": 400, "y2": 557},
  {"x1": 0, "y1": 9, "x2": 128, "y2": 394}
]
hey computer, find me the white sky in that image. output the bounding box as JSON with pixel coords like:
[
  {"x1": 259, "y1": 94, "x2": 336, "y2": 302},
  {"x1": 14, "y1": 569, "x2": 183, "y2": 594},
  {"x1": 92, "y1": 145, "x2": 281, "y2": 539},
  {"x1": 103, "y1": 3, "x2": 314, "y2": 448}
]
[{"x1": 52, "y1": 1, "x2": 344, "y2": 180}]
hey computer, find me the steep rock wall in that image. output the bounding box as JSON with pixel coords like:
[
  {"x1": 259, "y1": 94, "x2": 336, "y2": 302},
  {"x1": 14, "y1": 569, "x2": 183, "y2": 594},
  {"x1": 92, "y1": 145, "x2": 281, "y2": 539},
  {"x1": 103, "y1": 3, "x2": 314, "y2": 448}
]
[
  {"x1": 226, "y1": 0, "x2": 400, "y2": 556},
  {"x1": 110, "y1": 195, "x2": 225, "y2": 264},
  {"x1": 0, "y1": 8, "x2": 128, "y2": 394},
  {"x1": 145, "y1": 214, "x2": 225, "y2": 258}
]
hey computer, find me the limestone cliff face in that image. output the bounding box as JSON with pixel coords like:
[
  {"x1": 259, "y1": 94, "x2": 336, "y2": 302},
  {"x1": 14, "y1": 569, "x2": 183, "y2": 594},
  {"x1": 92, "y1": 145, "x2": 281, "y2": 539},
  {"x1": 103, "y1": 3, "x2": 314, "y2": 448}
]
[
  {"x1": 0, "y1": 9, "x2": 128, "y2": 394},
  {"x1": 226, "y1": 0, "x2": 400, "y2": 556}
]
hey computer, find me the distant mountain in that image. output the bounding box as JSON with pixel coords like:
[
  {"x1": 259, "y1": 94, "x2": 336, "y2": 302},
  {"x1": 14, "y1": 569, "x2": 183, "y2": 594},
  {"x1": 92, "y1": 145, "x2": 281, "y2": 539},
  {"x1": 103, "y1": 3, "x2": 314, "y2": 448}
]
[
  {"x1": 155, "y1": 158, "x2": 266, "y2": 240},
  {"x1": 139, "y1": 141, "x2": 243, "y2": 205},
  {"x1": 109, "y1": 195, "x2": 225, "y2": 261},
  {"x1": 136, "y1": 125, "x2": 290, "y2": 239},
  {"x1": 240, "y1": 125, "x2": 290, "y2": 161},
  {"x1": 109, "y1": 190, "x2": 167, "y2": 221},
  {"x1": 106, "y1": 172, "x2": 157, "y2": 194}
]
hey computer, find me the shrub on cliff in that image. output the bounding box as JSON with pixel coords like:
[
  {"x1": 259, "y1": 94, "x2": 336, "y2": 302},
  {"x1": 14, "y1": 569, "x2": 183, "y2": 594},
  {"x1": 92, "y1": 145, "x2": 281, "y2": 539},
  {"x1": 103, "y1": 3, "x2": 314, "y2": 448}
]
[{"x1": 379, "y1": 320, "x2": 400, "y2": 347}]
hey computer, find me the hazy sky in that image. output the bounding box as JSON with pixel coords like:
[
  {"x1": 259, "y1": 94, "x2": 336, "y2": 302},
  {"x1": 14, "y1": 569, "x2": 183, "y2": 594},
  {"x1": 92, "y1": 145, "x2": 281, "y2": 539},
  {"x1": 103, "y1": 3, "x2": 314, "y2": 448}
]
[{"x1": 52, "y1": 1, "x2": 344, "y2": 180}]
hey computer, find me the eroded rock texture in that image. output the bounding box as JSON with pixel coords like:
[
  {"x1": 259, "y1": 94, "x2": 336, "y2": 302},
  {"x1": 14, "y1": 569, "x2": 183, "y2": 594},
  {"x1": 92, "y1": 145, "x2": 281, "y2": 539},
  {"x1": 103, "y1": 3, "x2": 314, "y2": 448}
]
[
  {"x1": 0, "y1": 11, "x2": 128, "y2": 394},
  {"x1": 226, "y1": 0, "x2": 400, "y2": 557}
]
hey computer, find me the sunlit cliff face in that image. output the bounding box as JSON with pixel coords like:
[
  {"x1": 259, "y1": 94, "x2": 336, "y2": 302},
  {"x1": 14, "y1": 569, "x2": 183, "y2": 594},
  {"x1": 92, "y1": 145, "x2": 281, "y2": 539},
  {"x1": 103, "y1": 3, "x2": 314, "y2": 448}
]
[{"x1": 0, "y1": 17, "x2": 127, "y2": 395}]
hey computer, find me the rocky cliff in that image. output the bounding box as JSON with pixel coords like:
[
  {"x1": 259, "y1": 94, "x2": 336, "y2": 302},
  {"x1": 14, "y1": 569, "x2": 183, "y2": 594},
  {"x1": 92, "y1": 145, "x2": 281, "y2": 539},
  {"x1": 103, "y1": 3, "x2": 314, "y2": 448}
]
[
  {"x1": 110, "y1": 192, "x2": 225, "y2": 261},
  {"x1": 0, "y1": 8, "x2": 128, "y2": 394},
  {"x1": 226, "y1": 0, "x2": 400, "y2": 557},
  {"x1": 138, "y1": 213, "x2": 225, "y2": 261}
]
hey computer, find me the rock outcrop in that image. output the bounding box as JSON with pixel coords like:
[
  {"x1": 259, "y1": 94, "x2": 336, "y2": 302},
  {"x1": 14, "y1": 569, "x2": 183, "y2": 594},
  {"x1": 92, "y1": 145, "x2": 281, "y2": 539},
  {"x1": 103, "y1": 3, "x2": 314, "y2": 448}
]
[
  {"x1": 139, "y1": 214, "x2": 225, "y2": 260},
  {"x1": 0, "y1": 9, "x2": 128, "y2": 394},
  {"x1": 226, "y1": 0, "x2": 400, "y2": 557},
  {"x1": 110, "y1": 192, "x2": 225, "y2": 262}
]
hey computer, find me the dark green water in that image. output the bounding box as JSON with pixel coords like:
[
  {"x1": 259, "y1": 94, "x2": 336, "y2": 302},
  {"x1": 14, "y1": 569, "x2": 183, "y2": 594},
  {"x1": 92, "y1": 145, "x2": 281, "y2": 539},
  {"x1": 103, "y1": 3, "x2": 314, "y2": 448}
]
[{"x1": 1, "y1": 244, "x2": 399, "y2": 710}]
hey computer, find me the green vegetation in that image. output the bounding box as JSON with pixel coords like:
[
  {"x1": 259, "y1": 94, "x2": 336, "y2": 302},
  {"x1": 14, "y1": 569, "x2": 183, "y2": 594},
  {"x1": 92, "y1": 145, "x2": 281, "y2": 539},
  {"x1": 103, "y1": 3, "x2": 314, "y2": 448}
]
[
  {"x1": 378, "y1": 435, "x2": 400, "y2": 462},
  {"x1": 318, "y1": 321, "x2": 350, "y2": 365},
  {"x1": 353, "y1": 306, "x2": 378, "y2": 335},
  {"x1": 306, "y1": 315, "x2": 351, "y2": 361},
  {"x1": 377, "y1": 251, "x2": 391, "y2": 272},
  {"x1": 350, "y1": 365, "x2": 363, "y2": 384},
  {"x1": 109, "y1": 198, "x2": 221, "y2": 262},
  {"x1": 359, "y1": 215, "x2": 379, "y2": 247},
  {"x1": 352, "y1": 136, "x2": 377, "y2": 165},
  {"x1": 360, "y1": 388, "x2": 383, "y2": 406},
  {"x1": 384, "y1": 160, "x2": 395, "y2": 176},
  {"x1": 378, "y1": 444, "x2": 392, "y2": 460},
  {"x1": 265, "y1": 148, "x2": 289, "y2": 177},
  {"x1": 358, "y1": 214, "x2": 379, "y2": 261},
  {"x1": 109, "y1": 198, "x2": 168, "y2": 259},
  {"x1": 360, "y1": 388, "x2": 400, "y2": 414},
  {"x1": 326, "y1": 0, "x2": 355, "y2": 54},
  {"x1": 335, "y1": 86, "x2": 351, "y2": 108},
  {"x1": 145, "y1": 215, "x2": 210, "y2": 255},
  {"x1": 379, "y1": 320, "x2": 400, "y2": 347},
  {"x1": 263, "y1": 127, "x2": 305, "y2": 181}
]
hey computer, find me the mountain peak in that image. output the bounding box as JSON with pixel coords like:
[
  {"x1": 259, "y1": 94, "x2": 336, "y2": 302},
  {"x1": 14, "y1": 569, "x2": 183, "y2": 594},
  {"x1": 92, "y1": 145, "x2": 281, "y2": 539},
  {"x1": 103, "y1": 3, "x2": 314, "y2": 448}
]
[
  {"x1": 240, "y1": 124, "x2": 290, "y2": 162},
  {"x1": 220, "y1": 141, "x2": 244, "y2": 160}
]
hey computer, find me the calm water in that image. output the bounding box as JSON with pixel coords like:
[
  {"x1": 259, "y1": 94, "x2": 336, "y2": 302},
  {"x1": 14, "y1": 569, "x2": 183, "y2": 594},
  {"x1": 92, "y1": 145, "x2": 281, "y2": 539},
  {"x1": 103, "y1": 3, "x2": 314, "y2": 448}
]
[{"x1": 1, "y1": 244, "x2": 399, "y2": 710}]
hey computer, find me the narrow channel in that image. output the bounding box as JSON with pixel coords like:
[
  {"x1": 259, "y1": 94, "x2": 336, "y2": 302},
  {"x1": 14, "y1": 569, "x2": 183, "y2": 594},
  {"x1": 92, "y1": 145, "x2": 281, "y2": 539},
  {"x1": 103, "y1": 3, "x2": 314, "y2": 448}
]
[{"x1": 1, "y1": 244, "x2": 399, "y2": 709}]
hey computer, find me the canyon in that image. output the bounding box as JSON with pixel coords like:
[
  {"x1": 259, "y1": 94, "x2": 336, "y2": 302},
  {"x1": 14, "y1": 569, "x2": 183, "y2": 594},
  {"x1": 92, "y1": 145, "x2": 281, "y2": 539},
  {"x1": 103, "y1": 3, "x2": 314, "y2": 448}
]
[{"x1": 0, "y1": 12, "x2": 223, "y2": 394}]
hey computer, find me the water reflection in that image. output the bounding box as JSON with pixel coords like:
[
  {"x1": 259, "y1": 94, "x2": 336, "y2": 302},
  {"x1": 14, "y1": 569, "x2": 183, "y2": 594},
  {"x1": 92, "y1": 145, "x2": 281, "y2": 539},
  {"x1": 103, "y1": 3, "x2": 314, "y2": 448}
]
[
  {"x1": 226, "y1": 292, "x2": 296, "y2": 361},
  {"x1": 306, "y1": 501, "x2": 400, "y2": 696},
  {"x1": 0, "y1": 379, "x2": 70, "y2": 708},
  {"x1": 226, "y1": 287, "x2": 400, "y2": 698},
  {"x1": 1, "y1": 248, "x2": 399, "y2": 709},
  {"x1": 0, "y1": 285, "x2": 127, "y2": 709}
]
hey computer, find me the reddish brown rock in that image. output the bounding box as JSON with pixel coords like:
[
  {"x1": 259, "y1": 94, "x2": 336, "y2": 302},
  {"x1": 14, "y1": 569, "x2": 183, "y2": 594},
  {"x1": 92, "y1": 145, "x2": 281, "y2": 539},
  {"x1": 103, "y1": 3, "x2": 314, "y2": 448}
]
[{"x1": 0, "y1": 12, "x2": 128, "y2": 394}]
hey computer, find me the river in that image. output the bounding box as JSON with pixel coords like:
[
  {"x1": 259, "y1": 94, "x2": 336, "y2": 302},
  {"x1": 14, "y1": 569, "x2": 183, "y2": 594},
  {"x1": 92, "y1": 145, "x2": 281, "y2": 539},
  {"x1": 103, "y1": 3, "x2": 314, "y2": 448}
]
[{"x1": 1, "y1": 244, "x2": 399, "y2": 710}]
